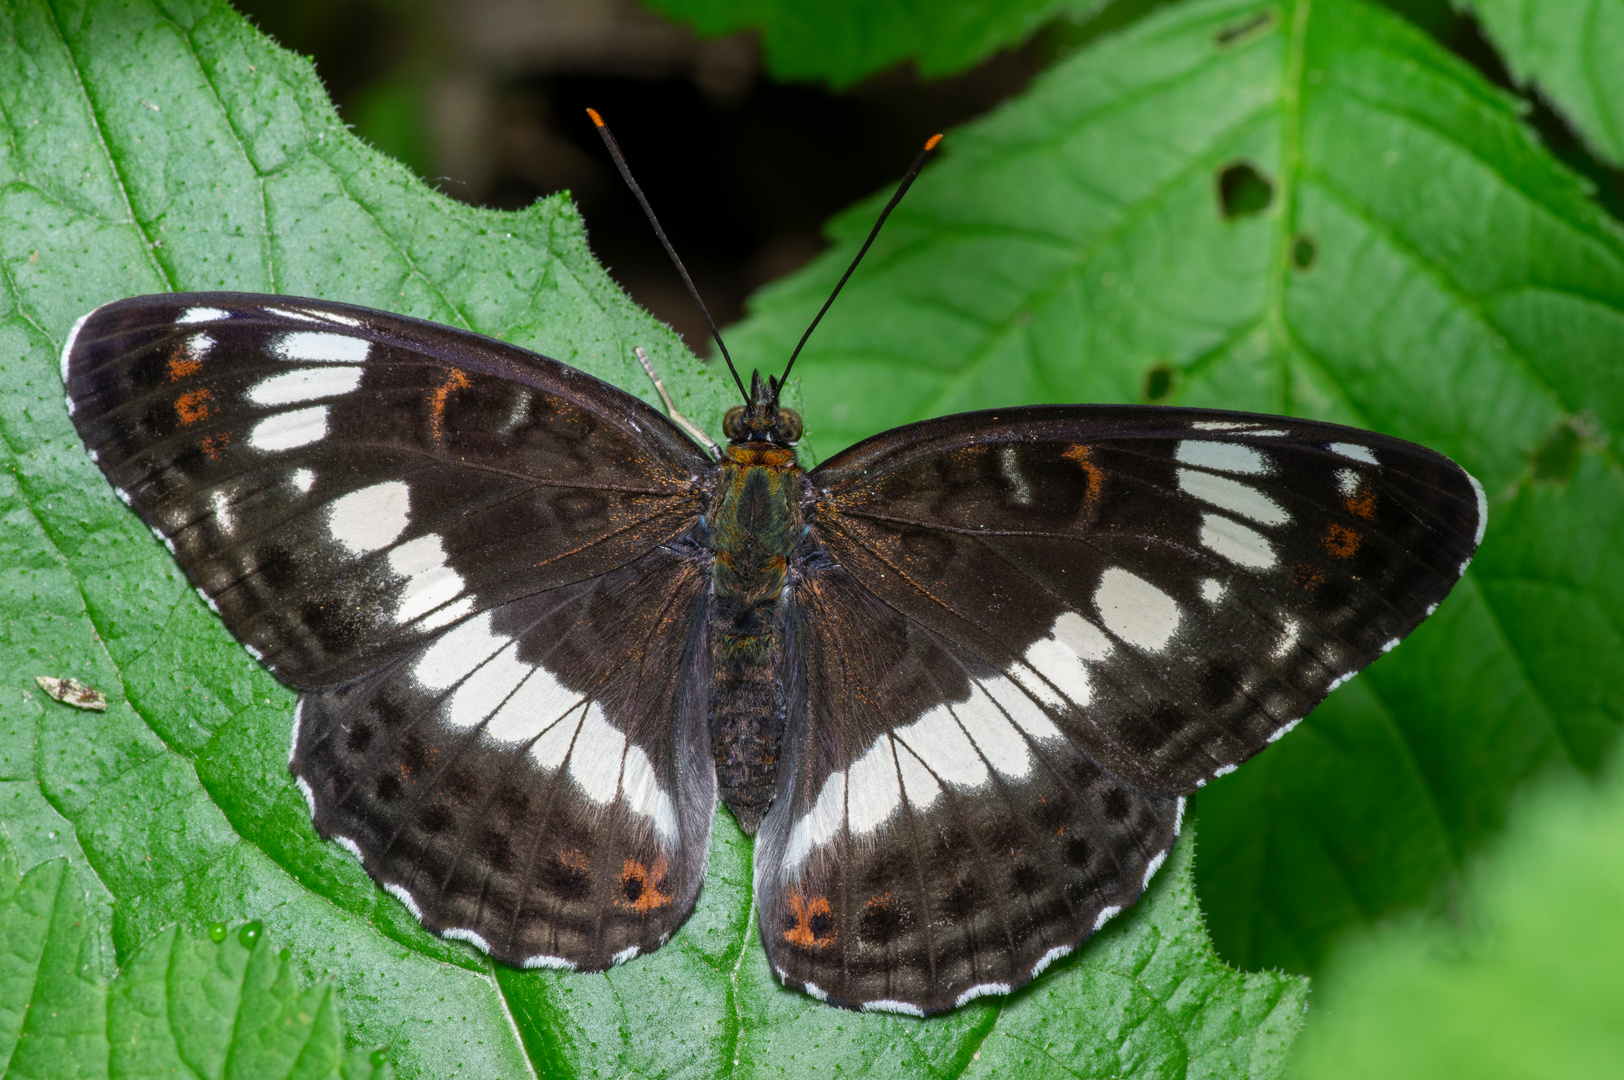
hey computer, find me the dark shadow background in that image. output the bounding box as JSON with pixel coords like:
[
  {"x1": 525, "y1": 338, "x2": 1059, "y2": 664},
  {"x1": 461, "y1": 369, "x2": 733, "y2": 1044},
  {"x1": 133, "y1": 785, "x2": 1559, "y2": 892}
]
[{"x1": 234, "y1": 0, "x2": 1624, "y2": 356}]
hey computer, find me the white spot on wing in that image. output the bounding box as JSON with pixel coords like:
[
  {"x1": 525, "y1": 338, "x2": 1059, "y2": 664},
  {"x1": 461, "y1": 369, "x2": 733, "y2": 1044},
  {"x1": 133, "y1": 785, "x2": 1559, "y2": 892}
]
[
  {"x1": 862, "y1": 1000, "x2": 925, "y2": 1017},
  {"x1": 950, "y1": 682, "x2": 1031, "y2": 779},
  {"x1": 177, "y1": 306, "x2": 229, "y2": 324},
  {"x1": 327, "y1": 480, "x2": 410, "y2": 555},
  {"x1": 1336, "y1": 467, "x2": 1361, "y2": 497},
  {"x1": 443, "y1": 928, "x2": 491, "y2": 952},
  {"x1": 783, "y1": 769, "x2": 846, "y2": 873},
  {"x1": 612, "y1": 945, "x2": 640, "y2": 966},
  {"x1": 1177, "y1": 468, "x2": 1290, "y2": 525},
  {"x1": 523, "y1": 954, "x2": 576, "y2": 971},
  {"x1": 894, "y1": 705, "x2": 989, "y2": 788},
  {"x1": 568, "y1": 703, "x2": 626, "y2": 805},
  {"x1": 335, "y1": 835, "x2": 365, "y2": 863},
  {"x1": 272, "y1": 331, "x2": 371, "y2": 364},
  {"x1": 895, "y1": 742, "x2": 942, "y2": 812},
  {"x1": 803, "y1": 982, "x2": 829, "y2": 1002},
  {"x1": 295, "y1": 777, "x2": 317, "y2": 816},
  {"x1": 999, "y1": 446, "x2": 1033, "y2": 505},
  {"x1": 1327, "y1": 672, "x2": 1354, "y2": 691},
  {"x1": 1272, "y1": 618, "x2": 1300, "y2": 659},
  {"x1": 1092, "y1": 905, "x2": 1121, "y2": 931},
  {"x1": 1268, "y1": 717, "x2": 1302, "y2": 743},
  {"x1": 846, "y1": 737, "x2": 901, "y2": 837},
  {"x1": 528, "y1": 704, "x2": 587, "y2": 771},
  {"x1": 1200, "y1": 578, "x2": 1225, "y2": 605},
  {"x1": 980, "y1": 675, "x2": 1065, "y2": 743},
  {"x1": 955, "y1": 983, "x2": 1011, "y2": 1007},
  {"x1": 249, "y1": 405, "x2": 328, "y2": 451},
  {"x1": 1141, "y1": 850, "x2": 1168, "y2": 889},
  {"x1": 1004, "y1": 659, "x2": 1063, "y2": 709},
  {"x1": 1173, "y1": 796, "x2": 1186, "y2": 835},
  {"x1": 1381, "y1": 637, "x2": 1401, "y2": 653},
  {"x1": 1191, "y1": 420, "x2": 1261, "y2": 431},
  {"x1": 1022, "y1": 611, "x2": 1112, "y2": 707},
  {"x1": 247, "y1": 365, "x2": 363, "y2": 406},
  {"x1": 1199, "y1": 512, "x2": 1277, "y2": 569},
  {"x1": 443, "y1": 637, "x2": 531, "y2": 731},
  {"x1": 60, "y1": 309, "x2": 94, "y2": 383},
  {"x1": 209, "y1": 489, "x2": 235, "y2": 536},
  {"x1": 290, "y1": 468, "x2": 315, "y2": 494},
  {"x1": 1467, "y1": 470, "x2": 1488, "y2": 546},
  {"x1": 1031, "y1": 944, "x2": 1072, "y2": 977},
  {"x1": 388, "y1": 534, "x2": 467, "y2": 625},
  {"x1": 487, "y1": 664, "x2": 584, "y2": 745},
  {"x1": 288, "y1": 699, "x2": 304, "y2": 766},
  {"x1": 1212, "y1": 763, "x2": 1238, "y2": 778},
  {"x1": 413, "y1": 611, "x2": 507, "y2": 691},
  {"x1": 621, "y1": 742, "x2": 679, "y2": 845},
  {"x1": 1176, "y1": 440, "x2": 1269, "y2": 475},
  {"x1": 1094, "y1": 567, "x2": 1182, "y2": 651},
  {"x1": 1328, "y1": 442, "x2": 1379, "y2": 465}
]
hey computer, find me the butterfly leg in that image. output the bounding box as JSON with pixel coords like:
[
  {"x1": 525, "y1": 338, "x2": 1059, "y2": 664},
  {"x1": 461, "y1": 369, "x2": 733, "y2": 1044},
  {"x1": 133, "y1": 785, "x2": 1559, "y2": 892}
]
[{"x1": 635, "y1": 346, "x2": 720, "y2": 459}]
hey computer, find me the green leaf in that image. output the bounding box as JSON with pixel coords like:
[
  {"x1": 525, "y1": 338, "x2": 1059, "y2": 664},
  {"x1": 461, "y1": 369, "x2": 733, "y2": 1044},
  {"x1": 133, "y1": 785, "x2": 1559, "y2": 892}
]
[
  {"x1": 641, "y1": 0, "x2": 1101, "y2": 87},
  {"x1": 1460, "y1": 0, "x2": 1624, "y2": 168},
  {"x1": 725, "y1": 0, "x2": 1624, "y2": 976},
  {"x1": 1288, "y1": 755, "x2": 1624, "y2": 1079},
  {"x1": 0, "y1": 0, "x2": 1301, "y2": 1075},
  {"x1": 0, "y1": 856, "x2": 390, "y2": 1079}
]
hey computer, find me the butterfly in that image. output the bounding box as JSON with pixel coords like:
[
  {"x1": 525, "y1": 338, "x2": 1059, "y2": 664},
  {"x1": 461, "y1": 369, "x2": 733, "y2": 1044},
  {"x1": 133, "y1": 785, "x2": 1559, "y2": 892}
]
[{"x1": 60, "y1": 117, "x2": 1486, "y2": 1016}]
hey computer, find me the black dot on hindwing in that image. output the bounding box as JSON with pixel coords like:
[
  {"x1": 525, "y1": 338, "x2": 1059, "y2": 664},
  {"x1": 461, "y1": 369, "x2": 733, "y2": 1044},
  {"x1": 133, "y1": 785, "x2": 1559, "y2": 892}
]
[
  {"x1": 541, "y1": 852, "x2": 591, "y2": 901},
  {"x1": 375, "y1": 773, "x2": 401, "y2": 802},
  {"x1": 859, "y1": 896, "x2": 910, "y2": 944},
  {"x1": 940, "y1": 879, "x2": 982, "y2": 922},
  {"x1": 479, "y1": 830, "x2": 515, "y2": 874},
  {"x1": 1102, "y1": 787, "x2": 1132, "y2": 821},
  {"x1": 345, "y1": 721, "x2": 375, "y2": 754}
]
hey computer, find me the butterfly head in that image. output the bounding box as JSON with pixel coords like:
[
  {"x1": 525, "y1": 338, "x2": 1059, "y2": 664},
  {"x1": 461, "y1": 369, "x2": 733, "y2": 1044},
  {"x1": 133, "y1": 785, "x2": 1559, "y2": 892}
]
[{"x1": 723, "y1": 370, "x2": 802, "y2": 446}]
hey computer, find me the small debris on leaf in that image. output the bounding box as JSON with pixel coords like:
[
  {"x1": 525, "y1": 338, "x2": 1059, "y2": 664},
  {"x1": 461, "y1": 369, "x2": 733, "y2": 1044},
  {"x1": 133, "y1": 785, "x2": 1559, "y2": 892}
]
[{"x1": 35, "y1": 676, "x2": 107, "y2": 711}]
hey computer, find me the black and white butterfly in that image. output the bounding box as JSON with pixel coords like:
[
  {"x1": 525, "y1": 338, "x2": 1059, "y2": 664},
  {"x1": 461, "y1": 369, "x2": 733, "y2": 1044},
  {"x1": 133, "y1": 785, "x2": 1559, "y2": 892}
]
[{"x1": 60, "y1": 126, "x2": 1485, "y2": 1016}]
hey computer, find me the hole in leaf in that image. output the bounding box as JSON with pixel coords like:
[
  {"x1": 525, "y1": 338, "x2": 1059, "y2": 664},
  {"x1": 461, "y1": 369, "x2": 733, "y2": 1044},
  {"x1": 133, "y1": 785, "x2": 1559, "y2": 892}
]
[
  {"x1": 1531, "y1": 412, "x2": 1602, "y2": 485},
  {"x1": 1143, "y1": 363, "x2": 1176, "y2": 402},
  {"x1": 1292, "y1": 234, "x2": 1318, "y2": 269},
  {"x1": 1214, "y1": 10, "x2": 1277, "y2": 48},
  {"x1": 1217, "y1": 162, "x2": 1274, "y2": 219}
]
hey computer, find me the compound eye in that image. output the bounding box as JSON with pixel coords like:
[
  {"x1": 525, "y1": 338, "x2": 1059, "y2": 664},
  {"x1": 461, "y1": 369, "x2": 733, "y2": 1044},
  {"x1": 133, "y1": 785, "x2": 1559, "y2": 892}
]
[
  {"x1": 775, "y1": 408, "x2": 803, "y2": 443},
  {"x1": 723, "y1": 406, "x2": 746, "y2": 439}
]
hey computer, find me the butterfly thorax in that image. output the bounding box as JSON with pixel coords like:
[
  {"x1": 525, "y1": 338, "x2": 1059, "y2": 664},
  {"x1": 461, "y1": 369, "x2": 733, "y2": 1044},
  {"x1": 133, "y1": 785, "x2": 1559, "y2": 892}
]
[{"x1": 706, "y1": 441, "x2": 807, "y2": 833}]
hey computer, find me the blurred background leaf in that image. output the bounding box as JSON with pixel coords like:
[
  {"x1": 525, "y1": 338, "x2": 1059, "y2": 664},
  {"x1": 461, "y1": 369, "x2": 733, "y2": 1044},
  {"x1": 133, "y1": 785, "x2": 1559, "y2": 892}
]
[
  {"x1": 1461, "y1": 0, "x2": 1624, "y2": 169},
  {"x1": 1289, "y1": 748, "x2": 1624, "y2": 1080}
]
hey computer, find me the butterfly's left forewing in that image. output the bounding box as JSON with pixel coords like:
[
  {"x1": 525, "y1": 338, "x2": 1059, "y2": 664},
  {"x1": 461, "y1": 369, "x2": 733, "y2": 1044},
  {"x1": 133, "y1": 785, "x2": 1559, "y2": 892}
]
[{"x1": 64, "y1": 292, "x2": 720, "y2": 969}]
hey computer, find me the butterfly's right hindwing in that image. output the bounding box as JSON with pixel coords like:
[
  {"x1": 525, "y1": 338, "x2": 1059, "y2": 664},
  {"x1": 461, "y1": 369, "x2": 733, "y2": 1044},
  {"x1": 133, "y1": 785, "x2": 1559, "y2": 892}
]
[{"x1": 63, "y1": 293, "x2": 712, "y2": 689}]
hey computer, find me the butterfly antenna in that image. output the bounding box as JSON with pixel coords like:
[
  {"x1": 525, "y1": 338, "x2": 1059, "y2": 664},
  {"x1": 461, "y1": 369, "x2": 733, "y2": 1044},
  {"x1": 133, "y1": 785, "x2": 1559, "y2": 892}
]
[
  {"x1": 775, "y1": 133, "x2": 943, "y2": 400},
  {"x1": 587, "y1": 108, "x2": 749, "y2": 403}
]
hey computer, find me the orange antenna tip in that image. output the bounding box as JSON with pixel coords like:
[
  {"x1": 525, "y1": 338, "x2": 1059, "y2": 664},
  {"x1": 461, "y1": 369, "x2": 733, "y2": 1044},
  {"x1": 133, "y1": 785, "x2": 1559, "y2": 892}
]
[
  {"x1": 925, "y1": 133, "x2": 943, "y2": 151},
  {"x1": 586, "y1": 107, "x2": 605, "y2": 127}
]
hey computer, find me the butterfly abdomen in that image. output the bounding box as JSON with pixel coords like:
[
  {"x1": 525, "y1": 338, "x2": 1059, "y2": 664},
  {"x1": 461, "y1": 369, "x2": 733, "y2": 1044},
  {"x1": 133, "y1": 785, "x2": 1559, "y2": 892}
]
[{"x1": 707, "y1": 445, "x2": 807, "y2": 833}]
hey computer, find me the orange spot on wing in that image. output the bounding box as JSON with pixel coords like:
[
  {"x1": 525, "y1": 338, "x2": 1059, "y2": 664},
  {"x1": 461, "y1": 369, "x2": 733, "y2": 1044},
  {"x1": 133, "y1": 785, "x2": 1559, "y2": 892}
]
[
  {"x1": 1323, "y1": 522, "x2": 1361, "y2": 559},
  {"x1": 1344, "y1": 480, "x2": 1378, "y2": 520},
  {"x1": 560, "y1": 848, "x2": 590, "y2": 873},
  {"x1": 1292, "y1": 562, "x2": 1325, "y2": 589},
  {"x1": 616, "y1": 857, "x2": 673, "y2": 913},
  {"x1": 1063, "y1": 444, "x2": 1104, "y2": 510},
  {"x1": 199, "y1": 432, "x2": 230, "y2": 460},
  {"x1": 173, "y1": 388, "x2": 213, "y2": 426},
  {"x1": 167, "y1": 343, "x2": 202, "y2": 381},
  {"x1": 783, "y1": 894, "x2": 836, "y2": 949},
  {"x1": 427, "y1": 368, "x2": 470, "y2": 445}
]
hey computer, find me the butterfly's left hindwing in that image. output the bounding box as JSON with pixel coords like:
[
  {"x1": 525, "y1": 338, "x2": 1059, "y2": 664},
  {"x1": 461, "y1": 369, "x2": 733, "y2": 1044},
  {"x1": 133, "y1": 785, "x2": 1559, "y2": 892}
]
[
  {"x1": 63, "y1": 293, "x2": 711, "y2": 688},
  {"x1": 293, "y1": 539, "x2": 716, "y2": 969}
]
